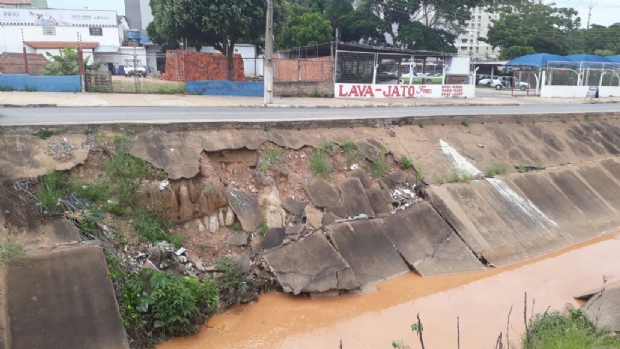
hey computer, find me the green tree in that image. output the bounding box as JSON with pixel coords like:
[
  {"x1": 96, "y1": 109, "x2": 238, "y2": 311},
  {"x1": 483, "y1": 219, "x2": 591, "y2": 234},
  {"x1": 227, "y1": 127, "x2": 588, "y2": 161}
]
[
  {"x1": 287, "y1": 12, "x2": 333, "y2": 47},
  {"x1": 341, "y1": 2, "x2": 388, "y2": 44},
  {"x1": 324, "y1": 0, "x2": 353, "y2": 41},
  {"x1": 44, "y1": 47, "x2": 100, "y2": 76},
  {"x1": 148, "y1": 0, "x2": 265, "y2": 81}
]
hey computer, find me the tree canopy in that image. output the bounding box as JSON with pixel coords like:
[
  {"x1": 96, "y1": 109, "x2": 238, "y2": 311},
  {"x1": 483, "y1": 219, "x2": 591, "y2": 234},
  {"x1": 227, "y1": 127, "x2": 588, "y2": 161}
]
[{"x1": 44, "y1": 47, "x2": 100, "y2": 76}]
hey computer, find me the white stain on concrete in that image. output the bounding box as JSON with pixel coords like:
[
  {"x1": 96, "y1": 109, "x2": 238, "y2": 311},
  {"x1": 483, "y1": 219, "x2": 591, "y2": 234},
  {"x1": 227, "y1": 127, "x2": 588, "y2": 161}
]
[{"x1": 439, "y1": 139, "x2": 559, "y2": 230}]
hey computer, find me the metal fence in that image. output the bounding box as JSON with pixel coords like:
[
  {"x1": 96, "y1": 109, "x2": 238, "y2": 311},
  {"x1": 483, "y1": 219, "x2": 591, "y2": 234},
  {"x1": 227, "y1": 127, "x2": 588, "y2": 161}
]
[
  {"x1": 335, "y1": 50, "x2": 447, "y2": 85},
  {"x1": 545, "y1": 61, "x2": 620, "y2": 87}
]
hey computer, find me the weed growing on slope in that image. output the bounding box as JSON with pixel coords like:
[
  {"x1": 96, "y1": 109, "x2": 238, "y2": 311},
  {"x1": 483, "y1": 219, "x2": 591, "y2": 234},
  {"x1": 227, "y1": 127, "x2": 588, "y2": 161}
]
[
  {"x1": 258, "y1": 221, "x2": 268, "y2": 235},
  {"x1": 309, "y1": 150, "x2": 332, "y2": 177},
  {"x1": 0, "y1": 241, "x2": 23, "y2": 266},
  {"x1": 37, "y1": 169, "x2": 67, "y2": 215},
  {"x1": 104, "y1": 152, "x2": 152, "y2": 206},
  {"x1": 342, "y1": 140, "x2": 358, "y2": 164},
  {"x1": 369, "y1": 156, "x2": 389, "y2": 178},
  {"x1": 398, "y1": 155, "x2": 413, "y2": 170},
  {"x1": 132, "y1": 210, "x2": 183, "y2": 245},
  {"x1": 72, "y1": 181, "x2": 111, "y2": 202},
  {"x1": 215, "y1": 258, "x2": 261, "y2": 306},
  {"x1": 320, "y1": 141, "x2": 337, "y2": 155},
  {"x1": 33, "y1": 128, "x2": 59, "y2": 140}
]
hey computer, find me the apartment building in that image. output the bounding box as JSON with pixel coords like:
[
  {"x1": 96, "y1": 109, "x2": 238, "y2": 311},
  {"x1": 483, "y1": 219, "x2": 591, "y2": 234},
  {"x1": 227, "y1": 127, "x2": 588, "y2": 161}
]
[
  {"x1": 455, "y1": 7, "x2": 501, "y2": 60},
  {"x1": 0, "y1": 0, "x2": 47, "y2": 8}
]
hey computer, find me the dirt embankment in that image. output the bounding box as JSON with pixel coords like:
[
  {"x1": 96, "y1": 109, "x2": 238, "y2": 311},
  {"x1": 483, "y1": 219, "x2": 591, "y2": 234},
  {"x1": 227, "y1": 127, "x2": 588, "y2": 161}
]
[{"x1": 2, "y1": 114, "x2": 620, "y2": 348}]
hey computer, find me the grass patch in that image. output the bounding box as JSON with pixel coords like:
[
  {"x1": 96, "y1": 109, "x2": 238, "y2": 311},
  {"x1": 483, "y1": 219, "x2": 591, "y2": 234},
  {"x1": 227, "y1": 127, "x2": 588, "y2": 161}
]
[
  {"x1": 524, "y1": 308, "x2": 620, "y2": 349},
  {"x1": 37, "y1": 169, "x2": 67, "y2": 215},
  {"x1": 369, "y1": 156, "x2": 389, "y2": 178},
  {"x1": 418, "y1": 123, "x2": 424, "y2": 128},
  {"x1": 309, "y1": 150, "x2": 332, "y2": 177},
  {"x1": 0, "y1": 241, "x2": 23, "y2": 266},
  {"x1": 461, "y1": 120, "x2": 470, "y2": 127},
  {"x1": 320, "y1": 141, "x2": 337, "y2": 155},
  {"x1": 260, "y1": 162, "x2": 270, "y2": 172},
  {"x1": 104, "y1": 152, "x2": 153, "y2": 206},
  {"x1": 230, "y1": 222, "x2": 241, "y2": 232},
  {"x1": 486, "y1": 164, "x2": 507, "y2": 177},
  {"x1": 258, "y1": 221, "x2": 268, "y2": 235},
  {"x1": 342, "y1": 140, "x2": 358, "y2": 164},
  {"x1": 33, "y1": 128, "x2": 59, "y2": 140},
  {"x1": 132, "y1": 210, "x2": 183, "y2": 245},
  {"x1": 263, "y1": 146, "x2": 283, "y2": 163},
  {"x1": 104, "y1": 202, "x2": 127, "y2": 216},
  {"x1": 398, "y1": 155, "x2": 413, "y2": 170},
  {"x1": 112, "y1": 134, "x2": 132, "y2": 152},
  {"x1": 72, "y1": 181, "x2": 111, "y2": 202},
  {"x1": 518, "y1": 161, "x2": 526, "y2": 173},
  {"x1": 416, "y1": 163, "x2": 424, "y2": 181},
  {"x1": 450, "y1": 170, "x2": 461, "y2": 182}
]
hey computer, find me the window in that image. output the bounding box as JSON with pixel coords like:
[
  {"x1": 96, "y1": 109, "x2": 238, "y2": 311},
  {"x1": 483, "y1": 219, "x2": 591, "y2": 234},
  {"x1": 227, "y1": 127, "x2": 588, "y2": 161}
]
[
  {"x1": 477, "y1": 23, "x2": 481, "y2": 27},
  {"x1": 89, "y1": 27, "x2": 102, "y2": 36},
  {"x1": 478, "y1": 15, "x2": 482, "y2": 20},
  {"x1": 42, "y1": 26, "x2": 55, "y2": 35},
  {"x1": 476, "y1": 47, "x2": 479, "y2": 52},
  {"x1": 461, "y1": 39, "x2": 468, "y2": 43},
  {"x1": 469, "y1": 47, "x2": 472, "y2": 50}
]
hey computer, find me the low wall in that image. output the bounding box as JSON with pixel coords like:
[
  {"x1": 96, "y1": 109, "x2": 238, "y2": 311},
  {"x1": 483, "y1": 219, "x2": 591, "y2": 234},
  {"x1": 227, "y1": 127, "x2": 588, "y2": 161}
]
[
  {"x1": 0, "y1": 74, "x2": 80, "y2": 92},
  {"x1": 335, "y1": 83, "x2": 475, "y2": 98},
  {"x1": 274, "y1": 81, "x2": 334, "y2": 97},
  {"x1": 186, "y1": 80, "x2": 264, "y2": 97},
  {"x1": 541, "y1": 85, "x2": 620, "y2": 98}
]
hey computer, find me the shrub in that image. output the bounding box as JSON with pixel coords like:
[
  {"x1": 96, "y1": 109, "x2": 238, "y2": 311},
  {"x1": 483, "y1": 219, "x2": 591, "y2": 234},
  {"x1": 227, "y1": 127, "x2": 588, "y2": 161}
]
[
  {"x1": 230, "y1": 222, "x2": 242, "y2": 232},
  {"x1": 133, "y1": 211, "x2": 173, "y2": 243},
  {"x1": 461, "y1": 120, "x2": 470, "y2": 127},
  {"x1": 37, "y1": 169, "x2": 67, "y2": 215},
  {"x1": 450, "y1": 170, "x2": 461, "y2": 182},
  {"x1": 369, "y1": 156, "x2": 389, "y2": 178},
  {"x1": 461, "y1": 174, "x2": 472, "y2": 183},
  {"x1": 258, "y1": 221, "x2": 268, "y2": 235},
  {"x1": 146, "y1": 271, "x2": 199, "y2": 336},
  {"x1": 309, "y1": 150, "x2": 331, "y2": 177},
  {"x1": 342, "y1": 140, "x2": 357, "y2": 154},
  {"x1": 215, "y1": 258, "x2": 260, "y2": 306},
  {"x1": 184, "y1": 276, "x2": 219, "y2": 316},
  {"x1": 497, "y1": 164, "x2": 507, "y2": 175},
  {"x1": 104, "y1": 152, "x2": 152, "y2": 205},
  {"x1": 399, "y1": 155, "x2": 413, "y2": 170},
  {"x1": 524, "y1": 308, "x2": 620, "y2": 349},
  {"x1": 104, "y1": 202, "x2": 127, "y2": 216},
  {"x1": 112, "y1": 134, "x2": 132, "y2": 152},
  {"x1": 72, "y1": 181, "x2": 110, "y2": 202},
  {"x1": 0, "y1": 241, "x2": 23, "y2": 266},
  {"x1": 33, "y1": 128, "x2": 57, "y2": 139},
  {"x1": 486, "y1": 166, "x2": 497, "y2": 177}
]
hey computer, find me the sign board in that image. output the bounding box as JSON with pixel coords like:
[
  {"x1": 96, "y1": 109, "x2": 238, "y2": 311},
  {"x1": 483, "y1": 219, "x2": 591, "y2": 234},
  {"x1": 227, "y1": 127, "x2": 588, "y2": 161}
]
[
  {"x1": 586, "y1": 86, "x2": 599, "y2": 99},
  {"x1": 0, "y1": 9, "x2": 117, "y2": 27},
  {"x1": 335, "y1": 83, "x2": 475, "y2": 99},
  {"x1": 445, "y1": 56, "x2": 471, "y2": 75}
]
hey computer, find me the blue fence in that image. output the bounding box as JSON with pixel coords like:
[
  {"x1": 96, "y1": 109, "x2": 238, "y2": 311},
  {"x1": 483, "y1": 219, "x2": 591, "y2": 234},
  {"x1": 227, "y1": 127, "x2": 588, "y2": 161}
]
[
  {"x1": 0, "y1": 74, "x2": 81, "y2": 92},
  {"x1": 186, "y1": 80, "x2": 264, "y2": 97}
]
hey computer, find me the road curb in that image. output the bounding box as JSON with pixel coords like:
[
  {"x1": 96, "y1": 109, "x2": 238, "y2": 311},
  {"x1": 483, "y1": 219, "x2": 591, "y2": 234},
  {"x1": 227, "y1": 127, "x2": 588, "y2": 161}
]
[
  {"x1": 0, "y1": 103, "x2": 58, "y2": 108},
  {"x1": 240, "y1": 103, "x2": 523, "y2": 109}
]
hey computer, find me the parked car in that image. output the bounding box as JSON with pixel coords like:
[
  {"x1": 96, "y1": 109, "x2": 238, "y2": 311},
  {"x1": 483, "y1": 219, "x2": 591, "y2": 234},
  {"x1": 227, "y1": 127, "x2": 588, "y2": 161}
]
[
  {"x1": 475, "y1": 74, "x2": 492, "y2": 84},
  {"x1": 403, "y1": 72, "x2": 443, "y2": 84},
  {"x1": 125, "y1": 65, "x2": 147, "y2": 77},
  {"x1": 499, "y1": 76, "x2": 529, "y2": 90},
  {"x1": 478, "y1": 77, "x2": 502, "y2": 87}
]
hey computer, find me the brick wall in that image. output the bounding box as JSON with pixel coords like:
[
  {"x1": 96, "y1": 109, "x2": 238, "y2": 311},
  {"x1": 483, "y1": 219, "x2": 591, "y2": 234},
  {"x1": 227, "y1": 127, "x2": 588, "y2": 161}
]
[
  {"x1": 163, "y1": 50, "x2": 245, "y2": 82},
  {"x1": 274, "y1": 57, "x2": 333, "y2": 82},
  {"x1": 0, "y1": 52, "x2": 48, "y2": 76}
]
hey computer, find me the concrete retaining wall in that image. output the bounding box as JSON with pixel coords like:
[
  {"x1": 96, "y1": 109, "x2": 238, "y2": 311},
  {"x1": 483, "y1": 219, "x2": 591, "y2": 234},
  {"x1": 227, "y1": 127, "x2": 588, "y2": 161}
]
[
  {"x1": 541, "y1": 85, "x2": 620, "y2": 98},
  {"x1": 0, "y1": 74, "x2": 80, "y2": 92},
  {"x1": 186, "y1": 80, "x2": 264, "y2": 97}
]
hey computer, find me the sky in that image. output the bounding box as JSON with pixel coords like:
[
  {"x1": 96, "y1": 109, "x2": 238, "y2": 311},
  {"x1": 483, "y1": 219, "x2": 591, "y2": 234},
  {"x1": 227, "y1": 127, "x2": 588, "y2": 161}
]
[{"x1": 47, "y1": 0, "x2": 618, "y2": 27}]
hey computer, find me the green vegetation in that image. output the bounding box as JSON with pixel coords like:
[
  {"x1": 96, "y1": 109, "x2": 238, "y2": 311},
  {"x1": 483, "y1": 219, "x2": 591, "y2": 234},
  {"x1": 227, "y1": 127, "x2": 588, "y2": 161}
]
[
  {"x1": 309, "y1": 150, "x2": 332, "y2": 177},
  {"x1": 258, "y1": 221, "x2": 268, "y2": 235},
  {"x1": 485, "y1": 164, "x2": 508, "y2": 177},
  {"x1": 416, "y1": 163, "x2": 424, "y2": 182},
  {"x1": 72, "y1": 181, "x2": 111, "y2": 202},
  {"x1": 461, "y1": 120, "x2": 470, "y2": 127},
  {"x1": 263, "y1": 146, "x2": 283, "y2": 163},
  {"x1": 105, "y1": 253, "x2": 220, "y2": 347},
  {"x1": 37, "y1": 170, "x2": 67, "y2": 215},
  {"x1": 342, "y1": 140, "x2": 358, "y2": 164},
  {"x1": 461, "y1": 173, "x2": 472, "y2": 183},
  {"x1": 215, "y1": 258, "x2": 260, "y2": 306},
  {"x1": 369, "y1": 156, "x2": 389, "y2": 178},
  {"x1": 230, "y1": 222, "x2": 242, "y2": 232},
  {"x1": 518, "y1": 161, "x2": 527, "y2": 173},
  {"x1": 260, "y1": 162, "x2": 270, "y2": 172},
  {"x1": 33, "y1": 128, "x2": 59, "y2": 140},
  {"x1": 133, "y1": 210, "x2": 183, "y2": 245},
  {"x1": 418, "y1": 123, "x2": 424, "y2": 128},
  {"x1": 320, "y1": 141, "x2": 337, "y2": 155},
  {"x1": 104, "y1": 152, "x2": 152, "y2": 206},
  {"x1": 450, "y1": 170, "x2": 461, "y2": 183},
  {"x1": 0, "y1": 240, "x2": 23, "y2": 266},
  {"x1": 524, "y1": 308, "x2": 620, "y2": 349},
  {"x1": 44, "y1": 47, "x2": 100, "y2": 76},
  {"x1": 112, "y1": 134, "x2": 132, "y2": 152},
  {"x1": 398, "y1": 155, "x2": 413, "y2": 170}
]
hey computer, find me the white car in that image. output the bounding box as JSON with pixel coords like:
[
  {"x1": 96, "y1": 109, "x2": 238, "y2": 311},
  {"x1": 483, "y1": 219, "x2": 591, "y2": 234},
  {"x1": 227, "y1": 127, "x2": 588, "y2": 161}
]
[
  {"x1": 478, "y1": 77, "x2": 502, "y2": 88},
  {"x1": 125, "y1": 66, "x2": 147, "y2": 77}
]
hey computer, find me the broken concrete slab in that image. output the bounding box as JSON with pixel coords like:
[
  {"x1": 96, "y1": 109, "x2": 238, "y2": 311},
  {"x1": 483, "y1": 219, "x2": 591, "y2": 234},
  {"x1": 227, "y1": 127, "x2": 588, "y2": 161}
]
[
  {"x1": 581, "y1": 281, "x2": 620, "y2": 332},
  {"x1": 337, "y1": 177, "x2": 375, "y2": 218},
  {"x1": 328, "y1": 220, "x2": 409, "y2": 285},
  {"x1": 227, "y1": 232, "x2": 249, "y2": 246},
  {"x1": 383, "y1": 202, "x2": 484, "y2": 276},
  {"x1": 285, "y1": 224, "x2": 304, "y2": 236},
  {"x1": 263, "y1": 233, "x2": 359, "y2": 295},
  {"x1": 5, "y1": 245, "x2": 130, "y2": 349},
  {"x1": 356, "y1": 137, "x2": 385, "y2": 162},
  {"x1": 251, "y1": 228, "x2": 285, "y2": 254},
  {"x1": 227, "y1": 254, "x2": 252, "y2": 274},
  {"x1": 305, "y1": 178, "x2": 340, "y2": 208},
  {"x1": 365, "y1": 187, "x2": 392, "y2": 215},
  {"x1": 348, "y1": 168, "x2": 371, "y2": 189},
  {"x1": 325, "y1": 205, "x2": 348, "y2": 219},
  {"x1": 323, "y1": 212, "x2": 339, "y2": 226},
  {"x1": 201, "y1": 129, "x2": 268, "y2": 152},
  {"x1": 227, "y1": 190, "x2": 262, "y2": 232},
  {"x1": 282, "y1": 197, "x2": 309, "y2": 217},
  {"x1": 305, "y1": 205, "x2": 323, "y2": 229}
]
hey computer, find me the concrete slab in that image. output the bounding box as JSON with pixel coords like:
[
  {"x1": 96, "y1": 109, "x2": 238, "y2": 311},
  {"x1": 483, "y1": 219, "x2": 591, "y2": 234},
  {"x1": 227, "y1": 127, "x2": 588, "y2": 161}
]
[
  {"x1": 548, "y1": 169, "x2": 620, "y2": 233},
  {"x1": 337, "y1": 177, "x2": 375, "y2": 217},
  {"x1": 305, "y1": 178, "x2": 341, "y2": 208},
  {"x1": 577, "y1": 163, "x2": 620, "y2": 209},
  {"x1": 130, "y1": 131, "x2": 203, "y2": 179},
  {"x1": 383, "y1": 202, "x2": 484, "y2": 276},
  {"x1": 582, "y1": 281, "x2": 620, "y2": 332},
  {"x1": 601, "y1": 158, "x2": 620, "y2": 181},
  {"x1": 5, "y1": 246, "x2": 130, "y2": 349},
  {"x1": 263, "y1": 233, "x2": 359, "y2": 295},
  {"x1": 511, "y1": 173, "x2": 596, "y2": 241},
  {"x1": 227, "y1": 190, "x2": 262, "y2": 232},
  {"x1": 328, "y1": 220, "x2": 409, "y2": 285},
  {"x1": 250, "y1": 228, "x2": 285, "y2": 254},
  {"x1": 365, "y1": 187, "x2": 392, "y2": 215},
  {"x1": 347, "y1": 169, "x2": 371, "y2": 189}
]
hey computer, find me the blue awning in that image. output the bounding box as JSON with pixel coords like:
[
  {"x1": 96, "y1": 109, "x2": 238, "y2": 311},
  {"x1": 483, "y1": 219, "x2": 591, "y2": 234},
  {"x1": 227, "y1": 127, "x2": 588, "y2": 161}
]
[
  {"x1": 606, "y1": 55, "x2": 620, "y2": 63},
  {"x1": 565, "y1": 54, "x2": 612, "y2": 63},
  {"x1": 504, "y1": 53, "x2": 571, "y2": 68}
]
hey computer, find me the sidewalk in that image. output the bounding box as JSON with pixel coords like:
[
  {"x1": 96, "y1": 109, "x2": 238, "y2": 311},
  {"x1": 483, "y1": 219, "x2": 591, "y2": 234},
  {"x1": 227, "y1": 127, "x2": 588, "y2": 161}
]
[{"x1": 0, "y1": 91, "x2": 618, "y2": 108}]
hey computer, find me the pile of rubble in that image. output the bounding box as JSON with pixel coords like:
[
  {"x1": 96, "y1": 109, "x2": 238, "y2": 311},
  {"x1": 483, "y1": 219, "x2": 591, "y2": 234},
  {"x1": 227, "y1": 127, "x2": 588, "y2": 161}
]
[{"x1": 46, "y1": 138, "x2": 76, "y2": 161}]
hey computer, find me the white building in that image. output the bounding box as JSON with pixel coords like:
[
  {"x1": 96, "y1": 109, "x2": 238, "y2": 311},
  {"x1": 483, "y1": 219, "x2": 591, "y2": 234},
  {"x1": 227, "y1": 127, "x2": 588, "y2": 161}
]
[
  {"x1": 0, "y1": 8, "x2": 124, "y2": 70},
  {"x1": 454, "y1": 7, "x2": 501, "y2": 60}
]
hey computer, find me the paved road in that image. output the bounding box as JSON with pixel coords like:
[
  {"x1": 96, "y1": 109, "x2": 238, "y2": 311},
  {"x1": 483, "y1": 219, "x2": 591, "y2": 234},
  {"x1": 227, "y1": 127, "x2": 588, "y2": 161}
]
[{"x1": 1, "y1": 103, "x2": 619, "y2": 125}]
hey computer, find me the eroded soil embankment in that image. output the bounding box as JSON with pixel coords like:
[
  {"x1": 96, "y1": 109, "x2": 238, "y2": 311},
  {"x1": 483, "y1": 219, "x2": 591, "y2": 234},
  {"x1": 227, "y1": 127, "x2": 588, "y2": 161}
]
[{"x1": 3, "y1": 114, "x2": 620, "y2": 348}]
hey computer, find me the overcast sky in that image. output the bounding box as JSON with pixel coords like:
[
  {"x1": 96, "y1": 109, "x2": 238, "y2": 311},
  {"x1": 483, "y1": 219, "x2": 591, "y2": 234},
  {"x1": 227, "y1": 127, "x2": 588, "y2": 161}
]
[{"x1": 47, "y1": 0, "x2": 619, "y2": 27}]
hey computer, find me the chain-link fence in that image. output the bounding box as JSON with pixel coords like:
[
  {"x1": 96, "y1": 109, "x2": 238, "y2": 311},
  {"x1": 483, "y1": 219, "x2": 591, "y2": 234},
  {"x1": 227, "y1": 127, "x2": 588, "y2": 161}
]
[{"x1": 545, "y1": 61, "x2": 620, "y2": 87}]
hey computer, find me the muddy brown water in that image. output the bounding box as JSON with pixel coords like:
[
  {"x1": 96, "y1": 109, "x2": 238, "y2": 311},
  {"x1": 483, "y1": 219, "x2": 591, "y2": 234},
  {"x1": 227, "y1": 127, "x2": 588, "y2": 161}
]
[{"x1": 159, "y1": 232, "x2": 620, "y2": 349}]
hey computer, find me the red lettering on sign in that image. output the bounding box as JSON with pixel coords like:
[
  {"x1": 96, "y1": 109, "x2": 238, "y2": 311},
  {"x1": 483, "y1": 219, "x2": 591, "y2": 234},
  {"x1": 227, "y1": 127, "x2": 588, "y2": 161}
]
[
  {"x1": 390, "y1": 86, "x2": 401, "y2": 97},
  {"x1": 338, "y1": 85, "x2": 347, "y2": 97},
  {"x1": 361, "y1": 85, "x2": 375, "y2": 97},
  {"x1": 416, "y1": 85, "x2": 432, "y2": 95}
]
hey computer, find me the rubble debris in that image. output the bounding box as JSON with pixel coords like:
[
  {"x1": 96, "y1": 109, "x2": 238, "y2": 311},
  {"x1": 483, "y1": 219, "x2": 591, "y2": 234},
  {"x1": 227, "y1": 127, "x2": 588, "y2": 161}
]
[{"x1": 45, "y1": 137, "x2": 76, "y2": 161}]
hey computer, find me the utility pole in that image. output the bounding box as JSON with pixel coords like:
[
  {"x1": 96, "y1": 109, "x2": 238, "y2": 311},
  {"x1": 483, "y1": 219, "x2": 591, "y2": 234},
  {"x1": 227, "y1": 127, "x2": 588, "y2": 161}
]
[
  {"x1": 263, "y1": 0, "x2": 274, "y2": 104},
  {"x1": 587, "y1": 5, "x2": 593, "y2": 30}
]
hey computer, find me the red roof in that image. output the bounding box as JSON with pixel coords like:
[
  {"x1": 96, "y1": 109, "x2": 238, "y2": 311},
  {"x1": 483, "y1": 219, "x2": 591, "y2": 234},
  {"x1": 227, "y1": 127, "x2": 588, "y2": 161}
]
[{"x1": 25, "y1": 41, "x2": 100, "y2": 49}]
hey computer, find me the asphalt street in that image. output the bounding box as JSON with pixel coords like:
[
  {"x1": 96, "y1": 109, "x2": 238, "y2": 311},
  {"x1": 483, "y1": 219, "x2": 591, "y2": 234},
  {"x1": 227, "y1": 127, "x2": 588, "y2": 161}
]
[{"x1": 0, "y1": 103, "x2": 619, "y2": 125}]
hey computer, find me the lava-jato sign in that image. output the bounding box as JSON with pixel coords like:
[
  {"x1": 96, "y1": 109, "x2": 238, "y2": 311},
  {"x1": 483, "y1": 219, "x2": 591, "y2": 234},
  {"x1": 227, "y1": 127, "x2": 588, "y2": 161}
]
[
  {"x1": 335, "y1": 83, "x2": 475, "y2": 99},
  {"x1": 0, "y1": 8, "x2": 117, "y2": 27}
]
